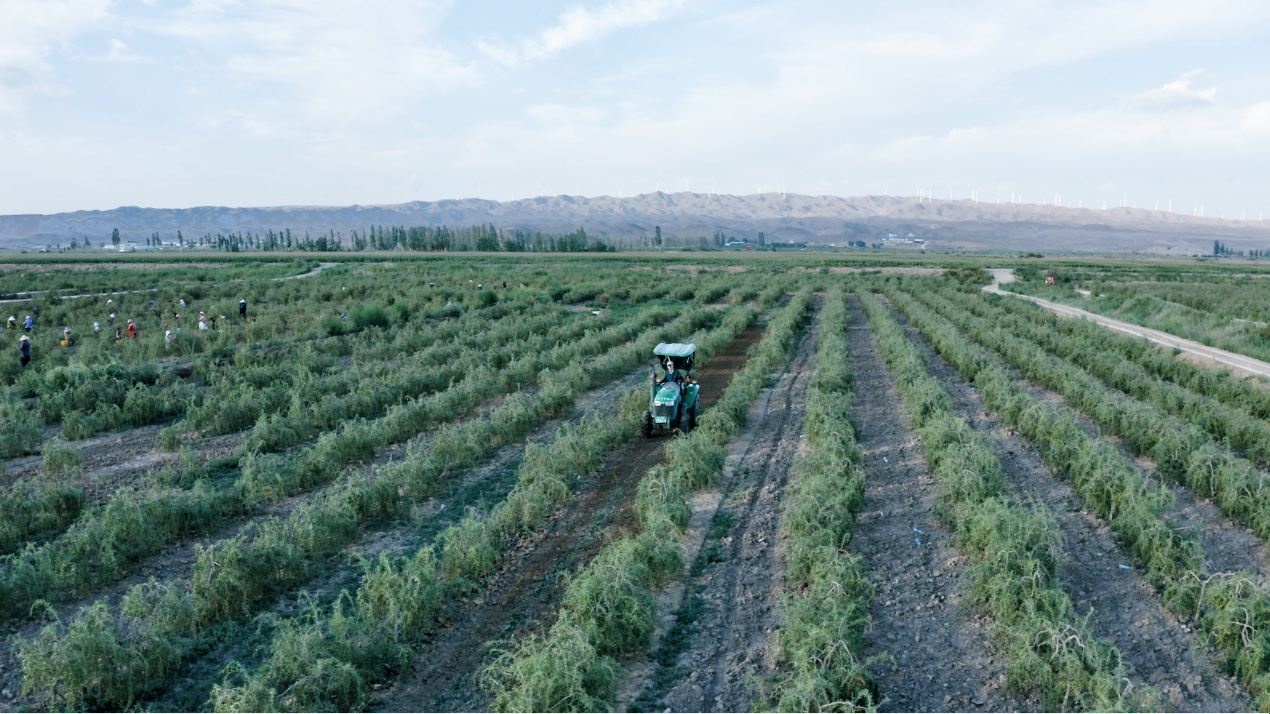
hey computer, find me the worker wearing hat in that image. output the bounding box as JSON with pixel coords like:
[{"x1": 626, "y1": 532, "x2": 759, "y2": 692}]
[{"x1": 18, "y1": 334, "x2": 31, "y2": 367}]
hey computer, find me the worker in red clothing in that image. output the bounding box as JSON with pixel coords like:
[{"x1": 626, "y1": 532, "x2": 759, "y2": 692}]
[{"x1": 127, "y1": 319, "x2": 137, "y2": 338}]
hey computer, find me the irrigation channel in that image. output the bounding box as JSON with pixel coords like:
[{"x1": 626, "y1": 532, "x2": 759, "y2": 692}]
[{"x1": 374, "y1": 316, "x2": 767, "y2": 712}]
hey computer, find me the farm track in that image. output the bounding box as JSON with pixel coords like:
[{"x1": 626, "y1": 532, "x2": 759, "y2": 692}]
[
  {"x1": 374, "y1": 322, "x2": 767, "y2": 713},
  {"x1": 983, "y1": 274, "x2": 1270, "y2": 381},
  {"x1": 847, "y1": 295, "x2": 1029, "y2": 713},
  {"x1": 645, "y1": 301, "x2": 819, "y2": 713},
  {"x1": 886, "y1": 299, "x2": 1249, "y2": 711}
]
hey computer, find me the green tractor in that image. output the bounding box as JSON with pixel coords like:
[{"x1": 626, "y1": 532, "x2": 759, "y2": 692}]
[{"x1": 642, "y1": 342, "x2": 700, "y2": 437}]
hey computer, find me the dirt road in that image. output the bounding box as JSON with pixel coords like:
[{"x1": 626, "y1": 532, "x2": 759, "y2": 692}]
[{"x1": 983, "y1": 269, "x2": 1270, "y2": 380}]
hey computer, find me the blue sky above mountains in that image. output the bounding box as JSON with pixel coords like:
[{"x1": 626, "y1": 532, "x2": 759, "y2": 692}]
[{"x1": 3, "y1": 0, "x2": 1269, "y2": 218}]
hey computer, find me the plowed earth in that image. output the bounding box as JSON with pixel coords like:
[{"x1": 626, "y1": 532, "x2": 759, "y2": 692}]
[
  {"x1": 885, "y1": 299, "x2": 1249, "y2": 711},
  {"x1": 372, "y1": 321, "x2": 766, "y2": 713},
  {"x1": 848, "y1": 295, "x2": 1032, "y2": 713},
  {"x1": 631, "y1": 301, "x2": 820, "y2": 713}
]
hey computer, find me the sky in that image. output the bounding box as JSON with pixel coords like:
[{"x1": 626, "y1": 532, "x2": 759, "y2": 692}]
[{"x1": 3, "y1": 0, "x2": 1270, "y2": 218}]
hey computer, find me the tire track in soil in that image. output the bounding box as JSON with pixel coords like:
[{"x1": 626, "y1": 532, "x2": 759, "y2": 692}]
[
  {"x1": 848, "y1": 295, "x2": 1031, "y2": 714},
  {"x1": 648, "y1": 301, "x2": 820, "y2": 713},
  {"x1": 371, "y1": 324, "x2": 767, "y2": 713},
  {"x1": 886, "y1": 299, "x2": 1249, "y2": 712}
]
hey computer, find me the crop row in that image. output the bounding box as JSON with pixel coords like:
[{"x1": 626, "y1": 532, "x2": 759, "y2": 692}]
[
  {"x1": 890, "y1": 286, "x2": 1270, "y2": 709},
  {"x1": 764, "y1": 287, "x2": 876, "y2": 712},
  {"x1": 859, "y1": 291, "x2": 1143, "y2": 711},
  {"x1": 924, "y1": 288, "x2": 1270, "y2": 551},
  {"x1": 208, "y1": 306, "x2": 764, "y2": 712},
  {"x1": 14, "y1": 303, "x2": 727, "y2": 711},
  {"x1": 0, "y1": 305, "x2": 682, "y2": 625},
  {"x1": 481, "y1": 288, "x2": 815, "y2": 712},
  {"x1": 189, "y1": 300, "x2": 559, "y2": 438}
]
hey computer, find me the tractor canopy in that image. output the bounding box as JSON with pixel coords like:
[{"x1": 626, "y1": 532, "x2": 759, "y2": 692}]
[
  {"x1": 654, "y1": 342, "x2": 696, "y2": 373},
  {"x1": 654, "y1": 343, "x2": 696, "y2": 358}
]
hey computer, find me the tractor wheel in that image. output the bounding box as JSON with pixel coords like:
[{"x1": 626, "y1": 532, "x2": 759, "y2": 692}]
[
  {"x1": 676, "y1": 408, "x2": 692, "y2": 435},
  {"x1": 641, "y1": 411, "x2": 654, "y2": 438}
]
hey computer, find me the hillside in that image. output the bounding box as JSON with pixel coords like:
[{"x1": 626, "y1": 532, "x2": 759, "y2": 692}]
[{"x1": 3, "y1": 192, "x2": 1269, "y2": 254}]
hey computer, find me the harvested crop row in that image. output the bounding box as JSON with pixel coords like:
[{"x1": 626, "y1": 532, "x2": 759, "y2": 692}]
[
  {"x1": 0, "y1": 305, "x2": 680, "y2": 625},
  {"x1": 858, "y1": 291, "x2": 1144, "y2": 711},
  {"x1": 209, "y1": 307, "x2": 762, "y2": 713},
  {"x1": 0, "y1": 304, "x2": 574, "y2": 560},
  {"x1": 479, "y1": 288, "x2": 815, "y2": 713},
  {"x1": 891, "y1": 287, "x2": 1270, "y2": 708},
  {"x1": 763, "y1": 287, "x2": 875, "y2": 712},
  {"x1": 923, "y1": 288, "x2": 1270, "y2": 560},
  {"x1": 13, "y1": 305, "x2": 720, "y2": 712}
]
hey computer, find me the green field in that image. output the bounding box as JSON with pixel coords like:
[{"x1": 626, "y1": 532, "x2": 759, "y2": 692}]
[{"x1": 5, "y1": 253, "x2": 1270, "y2": 712}]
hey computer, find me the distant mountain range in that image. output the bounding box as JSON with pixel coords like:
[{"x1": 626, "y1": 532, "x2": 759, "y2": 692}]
[{"x1": 2, "y1": 193, "x2": 1268, "y2": 255}]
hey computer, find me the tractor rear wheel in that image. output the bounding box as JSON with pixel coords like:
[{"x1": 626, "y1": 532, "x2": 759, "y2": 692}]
[{"x1": 641, "y1": 411, "x2": 654, "y2": 438}]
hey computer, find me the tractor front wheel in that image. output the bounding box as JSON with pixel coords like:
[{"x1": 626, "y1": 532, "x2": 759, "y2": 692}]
[
  {"x1": 641, "y1": 411, "x2": 654, "y2": 438},
  {"x1": 676, "y1": 408, "x2": 692, "y2": 436}
]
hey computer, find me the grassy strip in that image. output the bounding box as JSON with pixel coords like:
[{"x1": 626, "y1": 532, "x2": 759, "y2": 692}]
[
  {"x1": 925, "y1": 288, "x2": 1270, "y2": 555},
  {"x1": 859, "y1": 291, "x2": 1146, "y2": 711},
  {"x1": 953, "y1": 287, "x2": 1270, "y2": 470},
  {"x1": 207, "y1": 309, "x2": 761, "y2": 712},
  {"x1": 14, "y1": 307, "x2": 720, "y2": 712},
  {"x1": 762, "y1": 287, "x2": 877, "y2": 712},
  {"x1": 0, "y1": 306, "x2": 676, "y2": 624},
  {"x1": 478, "y1": 288, "x2": 815, "y2": 713},
  {"x1": 891, "y1": 286, "x2": 1270, "y2": 709}
]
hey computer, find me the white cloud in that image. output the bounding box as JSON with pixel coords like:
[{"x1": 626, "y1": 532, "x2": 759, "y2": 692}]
[
  {"x1": 1126, "y1": 69, "x2": 1217, "y2": 112},
  {"x1": 150, "y1": 0, "x2": 476, "y2": 122},
  {"x1": 0, "y1": 0, "x2": 112, "y2": 114},
  {"x1": 92, "y1": 39, "x2": 152, "y2": 62},
  {"x1": 480, "y1": 0, "x2": 688, "y2": 65}
]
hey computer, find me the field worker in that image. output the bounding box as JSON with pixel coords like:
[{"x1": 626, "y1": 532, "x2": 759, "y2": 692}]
[
  {"x1": 61, "y1": 327, "x2": 72, "y2": 347},
  {"x1": 477, "y1": 283, "x2": 483, "y2": 289},
  {"x1": 108, "y1": 313, "x2": 116, "y2": 325},
  {"x1": 199, "y1": 317, "x2": 208, "y2": 330},
  {"x1": 239, "y1": 299, "x2": 247, "y2": 318},
  {"x1": 179, "y1": 299, "x2": 186, "y2": 307},
  {"x1": 32, "y1": 307, "x2": 39, "y2": 318},
  {"x1": 106, "y1": 298, "x2": 113, "y2": 305},
  {"x1": 6, "y1": 316, "x2": 15, "y2": 330},
  {"x1": 19, "y1": 335, "x2": 31, "y2": 367},
  {"x1": 23, "y1": 315, "x2": 33, "y2": 331},
  {"x1": 114, "y1": 327, "x2": 123, "y2": 342},
  {"x1": 94, "y1": 321, "x2": 100, "y2": 332},
  {"x1": 165, "y1": 329, "x2": 174, "y2": 346},
  {"x1": 127, "y1": 319, "x2": 137, "y2": 338}
]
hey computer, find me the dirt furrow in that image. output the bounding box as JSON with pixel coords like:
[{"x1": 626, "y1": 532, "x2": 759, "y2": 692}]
[
  {"x1": 848, "y1": 295, "x2": 1029, "y2": 713},
  {"x1": 372, "y1": 324, "x2": 767, "y2": 713},
  {"x1": 886, "y1": 299, "x2": 1249, "y2": 711},
  {"x1": 645, "y1": 304, "x2": 820, "y2": 713}
]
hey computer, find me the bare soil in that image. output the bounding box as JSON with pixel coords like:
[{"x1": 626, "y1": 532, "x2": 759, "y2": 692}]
[
  {"x1": 372, "y1": 323, "x2": 766, "y2": 713},
  {"x1": 847, "y1": 295, "x2": 1031, "y2": 713},
  {"x1": 635, "y1": 302, "x2": 819, "y2": 713},
  {"x1": 886, "y1": 299, "x2": 1249, "y2": 712}
]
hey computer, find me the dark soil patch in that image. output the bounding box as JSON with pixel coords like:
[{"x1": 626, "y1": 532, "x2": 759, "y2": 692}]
[
  {"x1": 373, "y1": 324, "x2": 766, "y2": 713},
  {"x1": 648, "y1": 303, "x2": 820, "y2": 712},
  {"x1": 847, "y1": 295, "x2": 1030, "y2": 713},
  {"x1": 886, "y1": 299, "x2": 1249, "y2": 712}
]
